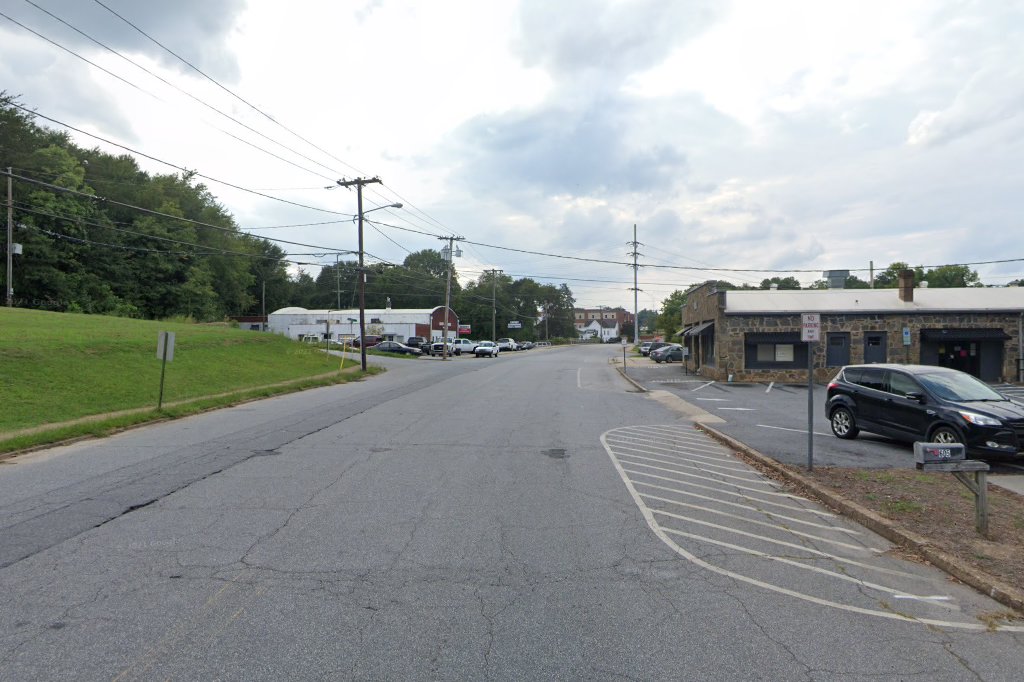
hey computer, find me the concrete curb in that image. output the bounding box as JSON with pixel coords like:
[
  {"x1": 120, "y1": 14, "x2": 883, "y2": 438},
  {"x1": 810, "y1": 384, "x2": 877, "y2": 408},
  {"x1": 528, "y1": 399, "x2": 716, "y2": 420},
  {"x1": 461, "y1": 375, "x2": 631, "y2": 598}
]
[
  {"x1": 615, "y1": 367, "x2": 647, "y2": 393},
  {"x1": 698, "y1": 423, "x2": 1024, "y2": 615}
]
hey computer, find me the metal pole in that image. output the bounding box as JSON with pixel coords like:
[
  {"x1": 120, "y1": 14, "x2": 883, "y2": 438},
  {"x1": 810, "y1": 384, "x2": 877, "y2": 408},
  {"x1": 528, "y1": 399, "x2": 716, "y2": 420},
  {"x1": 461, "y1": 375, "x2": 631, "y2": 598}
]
[
  {"x1": 357, "y1": 186, "x2": 367, "y2": 371},
  {"x1": 633, "y1": 223, "x2": 639, "y2": 346},
  {"x1": 336, "y1": 253, "x2": 341, "y2": 309},
  {"x1": 6, "y1": 167, "x2": 12, "y2": 307},
  {"x1": 443, "y1": 237, "x2": 452, "y2": 360},
  {"x1": 157, "y1": 332, "x2": 169, "y2": 410},
  {"x1": 807, "y1": 340, "x2": 814, "y2": 471}
]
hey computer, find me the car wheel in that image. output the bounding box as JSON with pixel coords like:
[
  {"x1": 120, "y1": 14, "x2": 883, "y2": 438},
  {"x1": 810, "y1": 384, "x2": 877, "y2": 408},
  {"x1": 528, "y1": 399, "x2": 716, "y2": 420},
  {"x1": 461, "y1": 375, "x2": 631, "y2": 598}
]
[
  {"x1": 930, "y1": 425, "x2": 963, "y2": 445},
  {"x1": 830, "y1": 406, "x2": 859, "y2": 439}
]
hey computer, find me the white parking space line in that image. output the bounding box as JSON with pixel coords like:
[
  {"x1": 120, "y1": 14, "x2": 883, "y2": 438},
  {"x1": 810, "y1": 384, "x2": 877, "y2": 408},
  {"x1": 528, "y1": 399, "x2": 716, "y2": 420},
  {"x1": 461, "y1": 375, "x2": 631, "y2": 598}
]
[
  {"x1": 695, "y1": 397, "x2": 729, "y2": 401},
  {"x1": 766, "y1": 382, "x2": 775, "y2": 393},
  {"x1": 692, "y1": 381, "x2": 716, "y2": 392},
  {"x1": 757, "y1": 423, "x2": 834, "y2": 438},
  {"x1": 601, "y1": 424, "x2": 1024, "y2": 631},
  {"x1": 624, "y1": 469, "x2": 831, "y2": 516},
  {"x1": 659, "y1": 527, "x2": 932, "y2": 595},
  {"x1": 719, "y1": 407, "x2": 757, "y2": 411},
  {"x1": 637, "y1": 485, "x2": 860, "y2": 534},
  {"x1": 647, "y1": 501, "x2": 867, "y2": 550}
]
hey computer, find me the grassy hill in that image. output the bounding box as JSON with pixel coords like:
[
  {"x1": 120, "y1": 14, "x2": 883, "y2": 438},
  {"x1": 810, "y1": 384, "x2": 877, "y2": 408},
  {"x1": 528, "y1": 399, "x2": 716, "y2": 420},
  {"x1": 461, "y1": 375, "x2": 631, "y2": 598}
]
[{"x1": 0, "y1": 308, "x2": 376, "y2": 451}]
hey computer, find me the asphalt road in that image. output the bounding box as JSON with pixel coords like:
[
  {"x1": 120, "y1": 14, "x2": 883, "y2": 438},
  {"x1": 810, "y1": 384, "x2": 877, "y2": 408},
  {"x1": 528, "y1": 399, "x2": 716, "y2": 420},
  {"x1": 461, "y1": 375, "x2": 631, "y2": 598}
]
[{"x1": 1, "y1": 345, "x2": 1023, "y2": 679}]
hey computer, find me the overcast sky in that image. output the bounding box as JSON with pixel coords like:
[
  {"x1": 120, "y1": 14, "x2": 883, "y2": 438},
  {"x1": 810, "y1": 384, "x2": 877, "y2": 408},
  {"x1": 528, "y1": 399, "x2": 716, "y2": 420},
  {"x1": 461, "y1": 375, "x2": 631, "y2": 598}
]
[{"x1": 2, "y1": 0, "x2": 1022, "y2": 311}]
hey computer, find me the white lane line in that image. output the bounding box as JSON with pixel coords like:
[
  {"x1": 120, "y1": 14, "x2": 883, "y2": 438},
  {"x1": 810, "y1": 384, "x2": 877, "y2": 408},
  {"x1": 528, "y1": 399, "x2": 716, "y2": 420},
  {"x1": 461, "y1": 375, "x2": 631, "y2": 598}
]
[
  {"x1": 607, "y1": 441, "x2": 754, "y2": 471},
  {"x1": 893, "y1": 595, "x2": 953, "y2": 602},
  {"x1": 602, "y1": 428, "x2": 1024, "y2": 631},
  {"x1": 659, "y1": 526, "x2": 938, "y2": 595},
  {"x1": 757, "y1": 424, "x2": 834, "y2": 438},
  {"x1": 606, "y1": 435, "x2": 735, "y2": 459},
  {"x1": 766, "y1": 382, "x2": 774, "y2": 393},
  {"x1": 692, "y1": 381, "x2": 716, "y2": 392},
  {"x1": 719, "y1": 407, "x2": 757, "y2": 411},
  {"x1": 633, "y1": 481, "x2": 860, "y2": 534},
  {"x1": 615, "y1": 453, "x2": 771, "y2": 484},
  {"x1": 621, "y1": 460, "x2": 805, "y2": 499},
  {"x1": 644, "y1": 497, "x2": 868, "y2": 549},
  {"x1": 625, "y1": 468, "x2": 833, "y2": 517}
]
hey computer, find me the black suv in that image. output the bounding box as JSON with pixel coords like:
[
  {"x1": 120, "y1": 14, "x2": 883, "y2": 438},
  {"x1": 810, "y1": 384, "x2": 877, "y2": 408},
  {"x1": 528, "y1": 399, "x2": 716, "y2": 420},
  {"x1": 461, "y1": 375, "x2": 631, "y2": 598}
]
[{"x1": 825, "y1": 364, "x2": 1024, "y2": 458}]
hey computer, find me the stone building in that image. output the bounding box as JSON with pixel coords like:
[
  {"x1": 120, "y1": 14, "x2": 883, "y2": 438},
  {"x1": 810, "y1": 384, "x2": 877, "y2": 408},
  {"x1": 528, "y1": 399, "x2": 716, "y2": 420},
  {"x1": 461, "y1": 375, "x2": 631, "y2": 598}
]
[{"x1": 680, "y1": 273, "x2": 1024, "y2": 383}]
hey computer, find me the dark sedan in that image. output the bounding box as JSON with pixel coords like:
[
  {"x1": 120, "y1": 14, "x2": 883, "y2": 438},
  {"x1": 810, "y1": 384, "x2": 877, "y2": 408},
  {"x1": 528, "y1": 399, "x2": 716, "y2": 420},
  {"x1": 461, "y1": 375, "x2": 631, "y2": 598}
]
[
  {"x1": 372, "y1": 341, "x2": 422, "y2": 356},
  {"x1": 650, "y1": 344, "x2": 683, "y2": 363},
  {"x1": 825, "y1": 364, "x2": 1024, "y2": 458}
]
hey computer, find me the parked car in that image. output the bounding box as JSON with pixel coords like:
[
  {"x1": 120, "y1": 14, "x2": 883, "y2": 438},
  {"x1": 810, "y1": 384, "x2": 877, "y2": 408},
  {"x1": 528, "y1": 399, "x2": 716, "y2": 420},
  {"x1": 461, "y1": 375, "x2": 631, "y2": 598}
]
[
  {"x1": 350, "y1": 335, "x2": 382, "y2": 348},
  {"x1": 518, "y1": 341, "x2": 534, "y2": 350},
  {"x1": 450, "y1": 339, "x2": 478, "y2": 355},
  {"x1": 430, "y1": 340, "x2": 460, "y2": 356},
  {"x1": 646, "y1": 341, "x2": 671, "y2": 356},
  {"x1": 639, "y1": 341, "x2": 653, "y2": 356},
  {"x1": 474, "y1": 341, "x2": 499, "y2": 357},
  {"x1": 825, "y1": 364, "x2": 1024, "y2": 458},
  {"x1": 373, "y1": 341, "x2": 422, "y2": 356},
  {"x1": 405, "y1": 336, "x2": 429, "y2": 351},
  {"x1": 650, "y1": 344, "x2": 683, "y2": 363},
  {"x1": 496, "y1": 338, "x2": 518, "y2": 352}
]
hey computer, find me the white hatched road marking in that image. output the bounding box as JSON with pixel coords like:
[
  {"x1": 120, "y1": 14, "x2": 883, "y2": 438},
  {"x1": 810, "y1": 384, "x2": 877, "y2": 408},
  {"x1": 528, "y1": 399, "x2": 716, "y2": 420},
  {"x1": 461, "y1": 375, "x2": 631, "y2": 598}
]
[
  {"x1": 602, "y1": 424, "x2": 1024, "y2": 632},
  {"x1": 692, "y1": 381, "x2": 716, "y2": 392}
]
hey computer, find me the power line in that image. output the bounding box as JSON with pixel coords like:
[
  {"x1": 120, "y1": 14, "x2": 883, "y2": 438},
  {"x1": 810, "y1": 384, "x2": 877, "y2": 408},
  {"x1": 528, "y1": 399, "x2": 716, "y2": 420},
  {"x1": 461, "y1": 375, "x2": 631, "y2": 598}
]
[{"x1": 5, "y1": 102, "x2": 350, "y2": 217}]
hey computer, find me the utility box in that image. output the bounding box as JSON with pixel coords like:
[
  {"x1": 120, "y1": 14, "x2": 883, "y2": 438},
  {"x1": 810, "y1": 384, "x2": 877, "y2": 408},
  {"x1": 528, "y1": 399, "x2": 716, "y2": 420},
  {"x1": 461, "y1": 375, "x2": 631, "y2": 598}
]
[{"x1": 914, "y1": 442, "x2": 966, "y2": 466}]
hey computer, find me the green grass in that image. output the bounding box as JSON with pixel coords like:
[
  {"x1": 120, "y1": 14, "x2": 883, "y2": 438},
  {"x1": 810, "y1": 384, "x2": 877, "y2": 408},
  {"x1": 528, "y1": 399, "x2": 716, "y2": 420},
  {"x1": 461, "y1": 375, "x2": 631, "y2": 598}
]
[{"x1": 0, "y1": 308, "x2": 381, "y2": 451}]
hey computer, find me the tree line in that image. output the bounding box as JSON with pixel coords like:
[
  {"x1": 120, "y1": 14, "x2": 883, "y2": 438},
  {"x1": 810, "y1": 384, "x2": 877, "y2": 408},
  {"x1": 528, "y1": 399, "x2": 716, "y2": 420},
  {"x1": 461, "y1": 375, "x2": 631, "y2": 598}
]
[{"x1": 0, "y1": 96, "x2": 577, "y2": 339}]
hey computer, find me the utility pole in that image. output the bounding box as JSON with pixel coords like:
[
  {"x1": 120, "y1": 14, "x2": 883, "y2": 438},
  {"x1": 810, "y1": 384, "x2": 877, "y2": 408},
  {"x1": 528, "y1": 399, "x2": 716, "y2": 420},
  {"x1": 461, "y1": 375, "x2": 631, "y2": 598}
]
[
  {"x1": 485, "y1": 268, "x2": 502, "y2": 341},
  {"x1": 335, "y1": 253, "x2": 341, "y2": 309},
  {"x1": 439, "y1": 236, "x2": 465, "y2": 359},
  {"x1": 627, "y1": 224, "x2": 642, "y2": 346},
  {"x1": 336, "y1": 176, "x2": 381, "y2": 371},
  {"x1": 6, "y1": 167, "x2": 12, "y2": 307}
]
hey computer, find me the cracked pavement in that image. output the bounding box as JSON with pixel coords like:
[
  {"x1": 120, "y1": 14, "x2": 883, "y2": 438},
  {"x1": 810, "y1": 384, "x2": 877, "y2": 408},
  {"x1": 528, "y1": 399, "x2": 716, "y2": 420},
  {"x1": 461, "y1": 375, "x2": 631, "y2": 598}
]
[{"x1": 0, "y1": 346, "x2": 1022, "y2": 679}]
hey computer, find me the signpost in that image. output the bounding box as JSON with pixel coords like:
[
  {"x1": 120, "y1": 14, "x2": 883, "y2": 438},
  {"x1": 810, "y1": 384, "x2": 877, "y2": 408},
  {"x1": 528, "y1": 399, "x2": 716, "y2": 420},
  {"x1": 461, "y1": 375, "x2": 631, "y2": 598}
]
[
  {"x1": 801, "y1": 314, "x2": 820, "y2": 471},
  {"x1": 156, "y1": 331, "x2": 175, "y2": 410},
  {"x1": 507, "y1": 320, "x2": 522, "y2": 329}
]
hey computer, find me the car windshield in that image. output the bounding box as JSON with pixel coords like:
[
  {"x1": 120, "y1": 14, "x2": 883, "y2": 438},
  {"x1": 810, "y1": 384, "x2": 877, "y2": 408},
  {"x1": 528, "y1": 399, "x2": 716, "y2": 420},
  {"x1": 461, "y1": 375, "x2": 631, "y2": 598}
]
[{"x1": 917, "y1": 371, "x2": 1004, "y2": 402}]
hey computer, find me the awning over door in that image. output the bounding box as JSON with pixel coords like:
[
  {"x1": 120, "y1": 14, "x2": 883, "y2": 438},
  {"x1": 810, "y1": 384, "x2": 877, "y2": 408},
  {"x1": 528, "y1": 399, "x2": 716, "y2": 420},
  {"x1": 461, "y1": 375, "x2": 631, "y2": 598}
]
[
  {"x1": 921, "y1": 328, "x2": 1011, "y2": 341},
  {"x1": 685, "y1": 321, "x2": 714, "y2": 337}
]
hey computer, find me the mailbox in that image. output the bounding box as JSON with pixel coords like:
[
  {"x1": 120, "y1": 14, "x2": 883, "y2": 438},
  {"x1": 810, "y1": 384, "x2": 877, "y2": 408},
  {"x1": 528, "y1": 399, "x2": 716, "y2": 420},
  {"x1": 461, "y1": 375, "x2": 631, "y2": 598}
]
[{"x1": 913, "y1": 441, "x2": 966, "y2": 465}]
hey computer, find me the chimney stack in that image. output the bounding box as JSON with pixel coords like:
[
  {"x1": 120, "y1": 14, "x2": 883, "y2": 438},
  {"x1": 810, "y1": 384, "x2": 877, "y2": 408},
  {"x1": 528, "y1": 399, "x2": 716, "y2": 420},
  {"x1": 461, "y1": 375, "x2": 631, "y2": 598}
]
[{"x1": 898, "y1": 269, "x2": 915, "y2": 302}]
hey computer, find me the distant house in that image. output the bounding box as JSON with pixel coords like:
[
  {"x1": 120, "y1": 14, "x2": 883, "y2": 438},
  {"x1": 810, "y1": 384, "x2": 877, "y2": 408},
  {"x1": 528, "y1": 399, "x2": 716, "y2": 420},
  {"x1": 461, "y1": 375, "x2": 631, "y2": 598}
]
[
  {"x1": 580, "y1": 318, "x2": 620, "y2": 342},
  {"x1": 681, "y1": 273, "x2": 1024, "y2": 382},
  {"x1": 267, "y1": 306, "x2": 458, "y2": 344},
  {"x1": 574, "y1": 307, "x2": 634, "y2": 335}
]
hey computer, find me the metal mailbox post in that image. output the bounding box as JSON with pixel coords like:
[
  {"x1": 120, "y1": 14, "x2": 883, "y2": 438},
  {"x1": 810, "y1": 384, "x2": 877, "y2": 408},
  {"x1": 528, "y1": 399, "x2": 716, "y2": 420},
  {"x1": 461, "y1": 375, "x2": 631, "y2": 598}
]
[{"x1": 914, "y1": 442, "x2": 990, "y2": 537}]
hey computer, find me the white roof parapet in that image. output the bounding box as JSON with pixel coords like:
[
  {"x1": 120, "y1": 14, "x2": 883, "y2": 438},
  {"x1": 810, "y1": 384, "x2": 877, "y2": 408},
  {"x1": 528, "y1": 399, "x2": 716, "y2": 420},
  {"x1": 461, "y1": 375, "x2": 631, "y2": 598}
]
[{"x1": 723, "y1": 288, "x2": 1024, "y2": 314}]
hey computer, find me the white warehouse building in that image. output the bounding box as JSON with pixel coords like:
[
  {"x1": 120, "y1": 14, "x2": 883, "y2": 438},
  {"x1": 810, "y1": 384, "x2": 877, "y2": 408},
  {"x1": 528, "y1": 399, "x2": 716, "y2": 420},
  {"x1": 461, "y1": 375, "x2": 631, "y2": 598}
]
[{"x1": 267, "y1": 306, "x2": 460, "y2": 344}]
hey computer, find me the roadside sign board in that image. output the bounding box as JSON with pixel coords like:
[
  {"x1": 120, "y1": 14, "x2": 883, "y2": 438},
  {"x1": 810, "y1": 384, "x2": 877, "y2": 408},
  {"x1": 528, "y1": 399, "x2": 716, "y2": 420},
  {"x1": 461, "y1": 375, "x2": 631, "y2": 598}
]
[
  {"x1": 156, "y1": 331, "x2": 175, "y2": 362},
  {"x1": 458, "y1": 324, "x2": 471, "y2": 335},
  {"x1": 800, "y1": 313, "x2": 820, "y2": 342},
  {"x1": 903, "y1": 327, "x2": 912, "y2": 346},
  {"x1": 507, "y1": 320, "x2": 522, "y2": 329}
]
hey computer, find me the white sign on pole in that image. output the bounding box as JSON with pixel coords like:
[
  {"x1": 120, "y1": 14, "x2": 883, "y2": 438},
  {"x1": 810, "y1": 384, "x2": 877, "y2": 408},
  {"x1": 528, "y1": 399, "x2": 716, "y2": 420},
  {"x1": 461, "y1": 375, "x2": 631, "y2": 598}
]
[
  {"x1": 801, "y1": 313, "x2": 821, "y2": 342},
  {"x1": 156, "y1": 331, "x2": 175, "y2": 362},
  {"x1": 507, "y1": 320, "x2": 522, "y2": 329}
]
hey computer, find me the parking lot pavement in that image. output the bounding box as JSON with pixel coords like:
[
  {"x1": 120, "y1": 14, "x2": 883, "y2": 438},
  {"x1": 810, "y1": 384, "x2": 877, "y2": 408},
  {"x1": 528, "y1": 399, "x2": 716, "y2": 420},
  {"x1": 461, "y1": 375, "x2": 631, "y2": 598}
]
[{"x1": 624, "y1": 366, "x2": 1024, "y2": 479}]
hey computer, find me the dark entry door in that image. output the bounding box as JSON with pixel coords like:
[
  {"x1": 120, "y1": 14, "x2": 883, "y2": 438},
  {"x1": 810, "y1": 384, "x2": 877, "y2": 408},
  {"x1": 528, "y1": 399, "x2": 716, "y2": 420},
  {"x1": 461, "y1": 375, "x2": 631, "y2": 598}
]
[
  {"x1": 864, "y1": 332, "x2": 887, "y2": 364},
  {"x1": 826, "y1": 333, "x2": 850, "y2": 367}
]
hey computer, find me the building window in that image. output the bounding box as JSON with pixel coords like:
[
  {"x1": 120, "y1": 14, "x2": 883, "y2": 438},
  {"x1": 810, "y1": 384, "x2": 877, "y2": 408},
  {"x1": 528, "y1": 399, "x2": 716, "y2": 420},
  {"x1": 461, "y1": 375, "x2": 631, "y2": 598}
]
[{"x1": 745, "y1": 333, "x2": 805, "y2": 369}]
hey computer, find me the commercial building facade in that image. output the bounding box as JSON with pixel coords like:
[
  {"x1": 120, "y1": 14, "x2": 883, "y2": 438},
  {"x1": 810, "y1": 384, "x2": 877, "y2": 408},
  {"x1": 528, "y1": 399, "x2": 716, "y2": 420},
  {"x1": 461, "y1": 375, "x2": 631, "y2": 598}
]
[
  {"x1": 681, "y1": 274, "x2": 1024, "y2": 383},
  {"x1": 268, "y1": 306, "x2": 459, "y2": 344}
]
